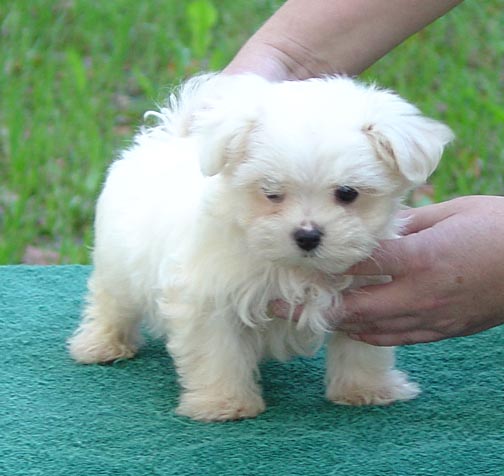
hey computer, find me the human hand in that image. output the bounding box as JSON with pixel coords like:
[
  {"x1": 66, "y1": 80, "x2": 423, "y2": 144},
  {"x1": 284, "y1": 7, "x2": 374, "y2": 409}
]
[{"x1": 337, "y1": 196, "x2": 504, "y2": 345}]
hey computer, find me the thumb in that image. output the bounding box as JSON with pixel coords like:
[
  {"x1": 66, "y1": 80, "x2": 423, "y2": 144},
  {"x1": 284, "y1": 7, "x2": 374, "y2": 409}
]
[
  {"x1": 400, "y1": 200, "x2": 458, "y2": 235},
  {"x1": 348, "y1": 201, "x2": 457, "y2": 276},
  {"x1": 345, "y1": 234, "x2": 421, "y2": 277}
]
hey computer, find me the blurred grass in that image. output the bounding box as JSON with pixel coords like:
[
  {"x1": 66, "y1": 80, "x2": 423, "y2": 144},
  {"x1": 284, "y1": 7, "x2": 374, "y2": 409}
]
[{"x1": 0, "y1": 0, "x2": 503, "y2": 264}]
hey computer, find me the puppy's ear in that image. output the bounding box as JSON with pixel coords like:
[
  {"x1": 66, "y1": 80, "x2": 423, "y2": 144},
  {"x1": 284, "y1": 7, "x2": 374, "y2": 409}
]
[
  {"x1": 364, "y1": 92, "x2": 454, "y2": 185},
  {"x1": 189, "y1": 75, "x2": 268, "y2": 177}
]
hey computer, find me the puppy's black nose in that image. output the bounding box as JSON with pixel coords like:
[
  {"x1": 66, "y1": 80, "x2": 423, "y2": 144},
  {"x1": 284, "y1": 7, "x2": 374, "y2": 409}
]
[{"x1": 293, "y1": 228, "x2": 323, "y2": 251}]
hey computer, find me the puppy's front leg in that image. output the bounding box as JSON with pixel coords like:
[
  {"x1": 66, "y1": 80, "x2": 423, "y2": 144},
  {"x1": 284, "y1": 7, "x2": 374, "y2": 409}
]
[
  {"x1": 325, "y1": 332, "x2": 420, "y2": 406},
  {"x1": 165, "y1": 304, "x2": 265, "y2": 422}
]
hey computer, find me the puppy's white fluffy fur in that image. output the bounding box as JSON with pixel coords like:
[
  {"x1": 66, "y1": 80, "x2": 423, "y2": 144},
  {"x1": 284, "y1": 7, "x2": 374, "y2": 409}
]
[{"x1": 69, "y1": 74, "x2": 453, "y2": 421}]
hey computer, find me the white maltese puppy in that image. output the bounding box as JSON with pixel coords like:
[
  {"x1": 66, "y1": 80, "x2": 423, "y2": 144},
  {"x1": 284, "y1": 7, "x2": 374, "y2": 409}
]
[{"x1": 69, "y1": 74, "x2": 453, "y2": 421}]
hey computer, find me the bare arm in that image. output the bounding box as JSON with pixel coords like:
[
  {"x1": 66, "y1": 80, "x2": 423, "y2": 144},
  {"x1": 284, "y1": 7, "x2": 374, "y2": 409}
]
[{"x1": 224, "y1": 0, "x2": 463, "y2": 80}]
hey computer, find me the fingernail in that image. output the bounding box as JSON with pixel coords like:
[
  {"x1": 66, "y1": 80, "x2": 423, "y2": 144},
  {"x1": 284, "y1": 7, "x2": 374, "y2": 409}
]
[
  {"x1": 347, "y1": 333, "x2": 363, "y2": 341},
  {"x1": 268, "y1": 300, "x2": 287, "y2": 319}
]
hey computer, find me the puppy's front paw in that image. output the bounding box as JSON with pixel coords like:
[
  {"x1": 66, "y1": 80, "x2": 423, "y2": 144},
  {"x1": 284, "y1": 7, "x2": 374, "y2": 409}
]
[
  {"x1": 176, "y1": 391, "x2": 266, "y2": 422},
  {"x1": 326, "y1": 370, "x2": 420, "y2": 406}
]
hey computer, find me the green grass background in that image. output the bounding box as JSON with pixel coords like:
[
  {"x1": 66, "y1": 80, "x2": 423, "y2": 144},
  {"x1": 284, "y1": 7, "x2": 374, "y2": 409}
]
[{"x1": 1, "y1": 0, "x2": 503, "y2": 264}]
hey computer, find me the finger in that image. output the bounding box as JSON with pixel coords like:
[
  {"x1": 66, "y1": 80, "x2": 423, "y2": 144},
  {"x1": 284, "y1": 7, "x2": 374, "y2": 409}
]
[
  {"x1": 345, "y1": 235, "x2": 420, "y2": 276},
  {"x1": 340, "y1": 279, "x2": 414, "y2": 321},
  {"x1": 337, "y1": 314, "x2": 419, "y2": 335},
  {"x1": 399, "y1": 201, "x2": 458, "y2": 235},
  {"x1": 348, "y1": 199, "x2": 462, "y2": 276},
  {"x1": 269, "y1": 300, "x2": 303, "y2": 321},
  {"x1": 347, "y1": 329, "x2": 447, "y2": 347}
]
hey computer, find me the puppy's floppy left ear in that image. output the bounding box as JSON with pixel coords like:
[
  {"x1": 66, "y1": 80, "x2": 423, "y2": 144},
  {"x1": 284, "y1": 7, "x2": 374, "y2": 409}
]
[
  {"x1": 189, "y1": 74, "x2": 269, "y2": 177},
  {"x1": 364, "y1": 92, "x2": 454, "y2": 185}
]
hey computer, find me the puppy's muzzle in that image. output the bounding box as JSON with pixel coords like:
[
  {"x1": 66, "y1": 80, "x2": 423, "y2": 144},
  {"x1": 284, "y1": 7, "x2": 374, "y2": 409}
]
[{"x1": 293, "y1": 227, "x2": 323, "y2": 252}]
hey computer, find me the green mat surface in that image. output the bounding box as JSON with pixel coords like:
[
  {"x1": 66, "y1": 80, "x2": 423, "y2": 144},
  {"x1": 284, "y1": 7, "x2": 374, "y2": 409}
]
[{"x1": 1, "y1": 266, "x2": 503, "y2": 475}]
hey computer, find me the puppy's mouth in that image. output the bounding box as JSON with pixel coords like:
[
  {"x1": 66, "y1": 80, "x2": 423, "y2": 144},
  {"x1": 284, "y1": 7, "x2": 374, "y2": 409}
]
[
  {"x1": 292, "y1": 248, "x2": 328, "y2": 269},
  {"x1": 299, "y1": 251, "x2": 328, "y2": 265},
  {"x1": 292, "y1": 249, "x2": 357, "y2": 275}
]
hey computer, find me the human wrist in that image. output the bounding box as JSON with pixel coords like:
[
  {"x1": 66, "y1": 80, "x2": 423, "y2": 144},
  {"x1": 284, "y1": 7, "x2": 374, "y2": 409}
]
[{"x1": 223, "y1": 36, "x2": 316, "y2": 82}]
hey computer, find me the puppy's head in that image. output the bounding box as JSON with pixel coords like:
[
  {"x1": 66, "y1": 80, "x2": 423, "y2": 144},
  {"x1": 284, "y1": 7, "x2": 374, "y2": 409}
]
[{"x1": 191, "y1": 75, "x2": 453, "y2": 273}]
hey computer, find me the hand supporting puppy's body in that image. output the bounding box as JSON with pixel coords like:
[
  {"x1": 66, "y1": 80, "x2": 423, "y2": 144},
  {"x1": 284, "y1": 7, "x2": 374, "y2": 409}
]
[{"x1": 69, "y1": 74, "x2": 451, "y2": 421}]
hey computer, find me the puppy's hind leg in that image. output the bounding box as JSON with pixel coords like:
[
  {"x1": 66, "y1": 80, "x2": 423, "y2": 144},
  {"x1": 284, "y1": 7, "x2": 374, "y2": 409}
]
[{"x1": 68, "y1": 275, "x2": 143, "y2": 364}]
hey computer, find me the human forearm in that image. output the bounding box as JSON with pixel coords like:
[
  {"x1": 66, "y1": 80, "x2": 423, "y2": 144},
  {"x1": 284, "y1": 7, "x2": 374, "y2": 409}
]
[{"x1": 224, "y1": 0, "x2": 463, "y2": 80}]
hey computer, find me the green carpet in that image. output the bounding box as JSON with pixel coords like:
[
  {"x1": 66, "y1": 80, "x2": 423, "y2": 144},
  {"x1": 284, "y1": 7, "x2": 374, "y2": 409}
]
[{"x1": 1, "y1": 266, "x2": 503, "y2": 475}]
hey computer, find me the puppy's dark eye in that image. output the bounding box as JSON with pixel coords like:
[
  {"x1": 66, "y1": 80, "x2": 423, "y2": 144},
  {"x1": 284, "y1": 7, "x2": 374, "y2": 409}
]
[
  {"x1": 265, "y1": 192, "x2": 285, "y2": 203},
  {"x1": 335, "y1": 186, "x2": 359, "y2": 204}
]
